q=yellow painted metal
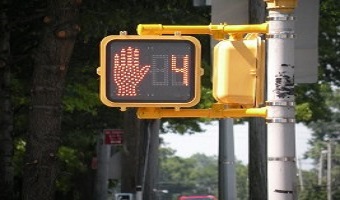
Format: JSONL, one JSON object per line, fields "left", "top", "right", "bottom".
{"left": 212, "top": 36, "right": 265, "bottom": 108}
{"left": 264, "top": 0, "right": 297, "bottom": 12}
{"left": 137, "top": 23, "right": 268, "bottom": 40}
{"left": 131, "top": 22, "right": 268, "bottom": 117}
{"left": 256, "top": 38, "right": 266, "bottom": 107}
{"left": 137, "top": 105, "right": 267, "bottom": 119}
{"left": 97, "top": 35, "right": 203, "bottom": 111}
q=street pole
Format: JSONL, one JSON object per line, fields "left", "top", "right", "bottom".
{"left": 94, "top": 133, "right": 110, "bottom": 200}
{"left": 318, "top": 150, "right": 327, "bottom": 186}
{"left": 327, "top": 141, "right": 332, "bottom": 200}
{"left": 218, "top": 118, "right": 236, "bottom": 200}
{"left": 297, "top": 158, "right": 304, "bottom": 191}
{"left": 248, "top": 1, "right": 267, "bottom": 199}
{"left": 264, "top": 1, "right": 297, "bottom": 199}
{"left": 143, "top": 119, "right": 160, "bottom": 200}
{"left": 325, "top": 138, "right": 340, "bottom": 200}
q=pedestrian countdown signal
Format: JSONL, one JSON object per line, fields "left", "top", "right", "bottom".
{"left": 97, "top": 35, "right": 202, "bottom": 109}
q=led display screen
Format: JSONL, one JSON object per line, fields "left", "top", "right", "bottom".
{"left": 106, "top": 39, "right": 197, "bottom": 103}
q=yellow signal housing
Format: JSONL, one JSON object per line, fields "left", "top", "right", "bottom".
{"left": 212, "top": 35, "right": 265, "bottom": 108}
{"left": 97, "top": 35, "right": 202, "bottom": 111}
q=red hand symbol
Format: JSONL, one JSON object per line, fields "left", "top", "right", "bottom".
{"left": 113, "top": 47, "right": 151, "bottom": 96}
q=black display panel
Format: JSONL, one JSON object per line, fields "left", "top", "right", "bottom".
{"left": 106, "top": 39, "right": 196, "bottom": 103}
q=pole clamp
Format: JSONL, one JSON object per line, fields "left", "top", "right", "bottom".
{"left": 267, "top": 16, "right": 296, "bottom": 21}
{"left": 268, "top": 156, "right": 296, "bottom": 162}
{"left": 266, "top": 101, "right": 295, "bottom": 107}
{"left": 222, "top": 161, "right": 235, "bottom": 165}
{"left": 266, "top": 32, "right": 296, "bottom": 39}
{"left": 266, "top": 118, "right": 295, "bottom": 123}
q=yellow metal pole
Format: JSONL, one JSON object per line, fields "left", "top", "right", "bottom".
{"left": 137, "top": 107, "right": 267, "bottom": 119}
{"left": 137, "top": 23, "right": 268, "bottom": 39}
{"left": 264, "top": 0, "right": 297, "bottom": 13}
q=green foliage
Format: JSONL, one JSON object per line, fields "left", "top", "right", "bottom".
{"left": 159, "top": 147, "right": 249, "bottom": 199}
{"left": 298, "top": 170, "right": 327, "bottom": 200}
{"left": 53, "top": 1, "right": 213, "bottom": 197}
{"left": 235, "top": 161, "right": 249, "bottom": 200}
{"left": 299, "top": 164, "right": 340, "bottom": 200}
{"left": 305, "top": 88, "right": 340, "bottom": 156}
{"left": 295, "top": 0, "right": 339, "bottom": 124}
{"left": 12, "top": 139, "right": 26, "bottom": 178}
{"left": 55, "top": 130, "right": 98, "bottom": 199}
{"left": 296, "top": 103, "right": 313, "bottom": 122}
{"left": 58, "top": 146, "right": 87, "bottom": 172}
{"left": 7, "top": 0, "right": 338, "bottom": 198}
{"left": 63, "top": 83, "right": 101, "bottom": 115}
{"left": 159, "top": 152, "right": 217, "bottom": 197}
{"left": 187, "top": 154, "right": 218, "bottom": 195}
{"left": 57, "top": 146, "right": 87, "bottom": 193}
{"left": 303, "top": 87, "right": 340, "bottom": 198}
{"left": 318, "top": 0, "right": 340, "bottom": 86}
{"left": 295, "top": 83, "right": 332, "bottom": 124}
{"left": 302, "top": 0, "right": 340, "bottom": 162}
{"left": 70, "top": 0, "right": 213, "bottom": 136}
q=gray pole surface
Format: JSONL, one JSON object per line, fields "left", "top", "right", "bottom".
{"left": 218, "top": 118, "right": 236, "bottom": 200}
{"left": 95, "top": 134, "right": 110, "bottom": 200}
{"left": 265, "top": 1, "right": 297, "bottom": 200}
{"left": 327, "top": 142, "right": 332, "bottom": 200}
{"left": 297, "top": 158, "right": 304, "bottom": 191}
{"left": 318, "top": 150, "right": 327, "bottom": 186}
{"left": 143, "top": 119, "right": 160, "bottom": 200}
{"left": 318, "top": 152, "right": 323, "bottom": 186}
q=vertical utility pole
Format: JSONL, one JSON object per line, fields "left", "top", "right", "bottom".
{"left": 325, "top": 138, "right": 339, "bottom": 200}
{"left": 94, "top": 133, "right": 110, "bottom": 200}
{"left": 122, "top": 109, "right": 141, "bottom": 194}
{"left": 248, "top": 0, "right": 267, "bottom": 199}
{"left": 318, "top": 150, "right": 327, "bottom": 186}
{"left": 297, "top": 158, "right": 304, "bottom": 191}
{"left": 264, "top": 0, "right": 297, "bottom": 199}
{"left": 218, "top": 118, "right": 236, "bottom": 200}
{"left": 327, "top": 141, "right": 332, "bottom": 200}
{"left": 143, "top": 119, "right": 160, "bottom": 200}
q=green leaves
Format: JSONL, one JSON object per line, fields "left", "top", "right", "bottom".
{"left": 318, "top": 0, "right": 340, "bottom": 86}
{"left": 56, "top": 146, "right": 88, "bottom": 196}
{"left": 296, "top": 103, "right": 314, "bottom": 122}
{"left": 63, "top": 83, "right": 100, "bottom": 115}
{"left": 295, "top": 83, "right": 332, "bottom": 124}
{"left": 58, "top": 146, "right": 87, "bottom": 172}
{"left": 159, "top": 147, "right": 250, "bottom": 199}
{"left": 159, "top": 152, "right": 218, "bottom": 196}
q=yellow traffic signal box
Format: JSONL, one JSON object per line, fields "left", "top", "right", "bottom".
{"left": 212, "top": 36, "right": 265, "bottom": 108}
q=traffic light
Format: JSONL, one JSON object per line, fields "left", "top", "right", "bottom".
{"left": 97, "top": 35, "right": 202, "bottom": 109}
{"left": 212, "top": 36, "right": 265, "bottom": 108}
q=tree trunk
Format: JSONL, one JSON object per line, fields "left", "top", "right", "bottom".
{"left": 143, "top": 119, "right": 160, "bottom": 200}
{"left": 122, "top": 110, "right": 160, "bottom": 200}
{"left": 122, "top": 109, "right": 142, "bottom": 193}
{"left": 0, "top": 0, "right": 14, "bottom": 199}
{"left": 248, "top": 0, "right": 267, "bottom": 200}
{"left": 248, "top": 118, "right": 267, "bottom": 200}
{"left": 22, "top": 1, "right": 79, "bottom": 200}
